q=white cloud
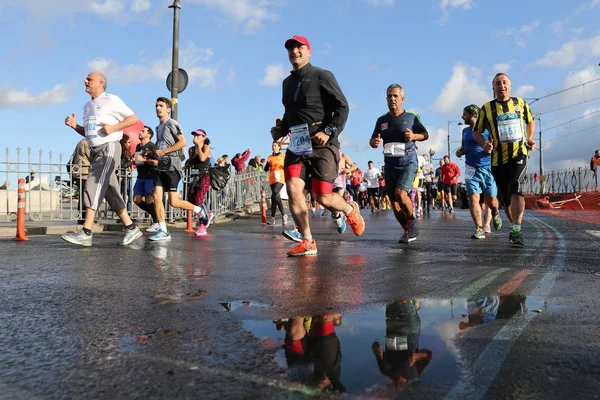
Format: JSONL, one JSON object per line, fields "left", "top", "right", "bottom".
{"left": 259, "top": 64, "right": 287, "bottom": 87}
{"left": 367, "top": 64, "right": 379, "bottom": 72}
{"left": 88, "top": 42, "right": 220, "bottom": 87}
{"left": 13, "top": 0, "right": 156, "bottom": 19}
{"left": 0, "top": 84, "right": 71, "bottom": 108}
{"left": 492, "top": 61, "right": 514, "bottom": 73}
{"left": 514, "top": 84, "right": 537, "bottom": 98}
{"left": 550, "top": 0, "right": 600, "bottom": 35}
{"left": 432, "top": 63, "right": 489, "bottom": 115}
{"left": 535, "top": 33, "right": 600, "bottom": 68}
{"left": 364, "top": 0, "right": 395, "bottom": 6}
{"left": 493, "top": 19, "right": 540, "bottom": 48}
{"left": 440, "top": 0, "right": 475, "bottom": 9}
{"left": 131, "top": 0, "right": 150, "bottom": 12}
{"left": 189, "top": 0, "right": 282, "bottom": 34}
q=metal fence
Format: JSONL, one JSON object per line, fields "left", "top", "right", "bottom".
{"left": 0, "top": 147, "right": 268, "bottom": 222}
{"left": 523, "top": 166, "right": 598, "bottom": 195}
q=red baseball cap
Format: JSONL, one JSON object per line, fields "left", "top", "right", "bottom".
{"left": 284, "top": 35, "right": 311, "bottom": 50}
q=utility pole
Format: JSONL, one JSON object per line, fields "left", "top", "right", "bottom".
{"left": 447, "top": 120, "right": 462, "bottom": 160}
{"left": 169, "top": 0, "right": 181, "bottom": 120}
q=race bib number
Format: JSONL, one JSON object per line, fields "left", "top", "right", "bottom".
{"left": 385, "top": 336, "right": 408, "bottom": 351}
{"left": 383, "top": 142, "right": 405, "bottom": 157}
{"left": 84, "top": 116, "right": 98, "bottom": 139}
{"left": 497, "top": 112, "right": 523, "bottom": 143}
{"left": 134, "top": 151, "right": 144, "bottom": 167}
{"left": 464, "top": 165, "right": 476, "bottom": 181}
{"left": 288, "top": 124, "right": 312, "bottom": 155}
{"left": 274, "top": 170, "right": 281, "bottom": 182}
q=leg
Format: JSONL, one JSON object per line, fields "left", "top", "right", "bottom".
{"left": 271, "top": 182, "right": 285, "bottom": 218}
{"left": 287, "top": 177, "right": 310, "bottom": 238}
{"left": 468, "top": 193, "right": 482, "bottom": 227}
{"left": 511, "top": 194, "right": 526, "bottom": 225}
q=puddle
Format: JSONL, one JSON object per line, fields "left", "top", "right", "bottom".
{"left": 243, "top": 296, "right": 556, "bottom": 395}
{"left": 218, "top": 300, "right": 271, "bottom": 312}
{"left": 117, "top": 328, "right": 185, "bottom": 353}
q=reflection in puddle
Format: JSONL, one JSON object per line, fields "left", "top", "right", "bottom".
{"left": 243, "top": 296, "right": 551, "bottom": 396}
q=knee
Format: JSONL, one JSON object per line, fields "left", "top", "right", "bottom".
{"left": 315, "top": 193, "right": 332, "bottom": 208}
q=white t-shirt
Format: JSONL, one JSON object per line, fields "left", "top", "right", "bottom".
{"left": 83, "top": 93, "right": 134, "bottom": 148}
{"left": 364, "top": 167, "right": 381, "bottom": 189}
{"left": 417, "top": 155, "right": 426, "bottom": 179}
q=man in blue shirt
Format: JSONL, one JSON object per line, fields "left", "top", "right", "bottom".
{"left": 370, "top": 84, "right": 429, "bottom": 243}
{"left": 455, "top": 104, "right": 502, "bottom": 239}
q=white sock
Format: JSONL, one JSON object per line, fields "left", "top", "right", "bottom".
{"left": 513, "top": 224, "right": 521, "bottom": 231}
{"left": 305, "top": 235, "right": 313, "bottom": 241}
{"left": 159, "top": 222, "right": 167, "bottom": 232}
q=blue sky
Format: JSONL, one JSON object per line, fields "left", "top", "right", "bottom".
{"left": 1, "top": 0, "right": 599, "bottom": 174}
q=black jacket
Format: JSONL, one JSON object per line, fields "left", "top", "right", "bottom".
{"left": 280, "top": 63, "right": 349, "bottom": 148}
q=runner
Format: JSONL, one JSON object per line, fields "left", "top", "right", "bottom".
{"left": 370, "top": 84, "right": 429, "bottom": 243}
{"left": 182, "top": 129, "right": 212, "bottom": 236}
{"left": 364, "top": 161, "right": 382, "bottom": 212}
{"left": 132, "top": 126, "right": 159, "bottom": 233}
{"left": 62, "top": 71, "right": 143, "bottom": 247}
{"left": 350, "top": 166, "right": 363, "bottom": 206}
{"left": 271, "top": 34, "right": 365, "bottom": 257}
{"left": 421, "top": 153, "right": 434, "bottom": 213}
{"left": 441, "top": 155, "right": 460, "bottom": 213}
{"left": 455, "top": 104, "right": 502, "bottom": 239}
{"left": 331, "top": 149, "right": 357, "bottom": 233}
{"left": 264, "top": 141, "right": 288, "bottom": 226}
{"left": 473, "top": 73, "right": 536, "bottom": 247}
{"left": 434, "top": 159, "right": 445, "bottom": 210}
{"left": 148, "top": 98, "right": 213, "bottom": 241}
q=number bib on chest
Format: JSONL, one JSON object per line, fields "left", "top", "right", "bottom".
{"left": 385, "top": 335, "right": 408, "bottom": 351}
{"left": 464, "top": 165, "right": 476, "bottom": 181}
{"left": 288, "top": 124, "right": 313, "bottom": 155}
{"left": 383, "top": 142, "right": 405, "bottom": 157}
{"left": 497, "top": 112, "right": 523, "bottom": 143}
{"left": 84, "top": 116, "right": 99, "bottom": 139}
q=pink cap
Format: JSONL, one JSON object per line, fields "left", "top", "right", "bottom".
{"left": 284, "top": 35, "right": 311, "bottom": 50}
{"left": 191, "top": 129, "right": 206, "bottom": 136}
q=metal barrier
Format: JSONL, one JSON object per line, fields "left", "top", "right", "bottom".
{"left": 0, "top": 147, "right": 269, "bottom": 222}
{"left": 523, "top": 166, "right": 598, "bottom": 195}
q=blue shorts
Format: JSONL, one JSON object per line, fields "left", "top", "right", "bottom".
{"left": 465, "top": 165, "right": 497, "bottom": 197}
{"left": 385, "top": 168, "right": 417, "bottom": 199}
{"left": 133, "top": 178, "right": 155, "bottom": 196}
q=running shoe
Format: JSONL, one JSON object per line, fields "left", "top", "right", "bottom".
{"left": 399, "top": 231, "right": 409, "bottom": 243}
{"left": 472, "top": 227, "right": 485, "bottom": 239}
{"left": 287, "top": 238, "right": 317, "bottom": 257}
{"left": 346, "top": 201, "right": 365, "bottom": 236}
{"left": 483, "top": 224, "right": 492, "bottom": 234}
{"left": 333, "top": 213, "right": 346, "bottom": 234}
{"left": 146, "top": 223, "right": 160, "bottom": 233}
{"left": 269, "top": 217, "right": 276, "bottom": 225}
{"left": 121, "top": 226, "right": 143, "bottom": 246}
{"left": 62, "top": 230, "right": 92, "bottom": 247}
{"left": 149, "top": 229, "right": 171, "bottom": 242}
{"left": 448, "top": 207, "right": 454, "bottom": 213}
{"left": 321, "top": 210, "right": 328, "bottom": 217}
{"left": 510, "top": 229, "right": 524, "bottom": 247}
{"left": 407, "top": 218, "right": 418, "bottom": 242}
{"left": 195, "top": 224, "right": 207, "bottom": 236}
{"left": 203, "top": 212, "right": 215, "bottom": 228}
{"left": 493, "top": 214, "right": 503, "bottom": 230}
{"left": 282, "top": 229, "right": 303, "bottom": 243}
{"left": 282, "top": 214, "right": 288, "bottom": 225}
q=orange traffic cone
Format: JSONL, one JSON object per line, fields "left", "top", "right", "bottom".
{"left": 261, "top": 189, "right": 267, "bottom": 225}
{"left": 14, "top": 178, "right": 29, "bottom": 241}
{"left": 185, "top": 210, "right": 195, "bottom": 232}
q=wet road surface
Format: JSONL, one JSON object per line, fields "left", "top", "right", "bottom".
{"left": 1, "top": 208, "right": 599, "bottom": 399}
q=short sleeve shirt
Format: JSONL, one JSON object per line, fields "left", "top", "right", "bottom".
{"left": 372, "top": 111, "right": 426, "bottom": 169}
{"left": 83, "top": 93, "right": 134, "bottom": 148}
{"left": 462, "top": 125, "right": 491, "bottom": 168}
{"left": 156, "top": 118, "right": 184, "bottom": 171}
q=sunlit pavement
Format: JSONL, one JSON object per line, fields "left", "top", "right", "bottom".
{"left": 1, "top": 208, "right": 599, "bottom": 399}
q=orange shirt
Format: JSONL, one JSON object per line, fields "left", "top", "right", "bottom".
{"left": 268, "top": 153, "right": 285, "bottom": 185}
{"left": 591, "top": 156, "right": 600, "bottom": 171}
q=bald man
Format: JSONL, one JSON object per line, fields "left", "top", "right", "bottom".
{"left": 62, "top": 72, "right": 143, "bottom": 247}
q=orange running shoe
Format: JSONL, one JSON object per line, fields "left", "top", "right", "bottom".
{"left": 287, "top": 238, "right": 318, "bottom": 257}
{"left": 346, "top": 201, "right": 365, "bottom": 236}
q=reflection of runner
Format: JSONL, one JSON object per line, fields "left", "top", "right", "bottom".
{"left": 372, "top": 300, "right": 432, "bottom": 390}
{"left": 459, "top": 296, "right": 526, "bottom": 330}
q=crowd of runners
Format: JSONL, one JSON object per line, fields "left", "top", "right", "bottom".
{"left": 61, "top": 34, "right": 536, "bottom": 255}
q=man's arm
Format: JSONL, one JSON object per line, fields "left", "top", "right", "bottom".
{"left": 240, "top": 150, "right": 251, "bottom": 163}
{"left": 526, "top": 119, "right": 536, "bottom": 151}
{"left": 319, "top": 70, "right": 349, "bottom": 139}
{"left": 100, "top": 114, "right": 138, "bottom": 135}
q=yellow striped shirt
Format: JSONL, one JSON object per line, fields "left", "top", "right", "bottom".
{"left": 474, "top": 97, "right": 533, "bottom": 166}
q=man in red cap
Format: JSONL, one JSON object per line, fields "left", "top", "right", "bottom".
{"left": 271, "top": 35, "right": 365, "bottom": 257}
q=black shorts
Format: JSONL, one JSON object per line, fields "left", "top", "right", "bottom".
{"left": 444, "top": 184, "right": 458, "bottom": 196}
{"left": 284, "top": 145, "right": 339, "bottom": 195}
{"left": 154, "top": 170, "right": 182, "bottom": 192}
{"left": 491, "top": 155, "right": 527, "bottom": 207}
{"left": 367, "top": 187, "right": 379, "bottom": 198}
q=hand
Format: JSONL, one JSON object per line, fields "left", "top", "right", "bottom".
{"left": 527, "top": 139, "right": 536, "bottom": 151}
{"left": 483, "top": 141, "right": 494, "bottom": 153}
{"left": 98, "top": 122, "right": 115, "bottom": 135}
{"left": 133, "top": 154, "right": 146, "bottom": 162}
{"left": 455, "top": 148, "right": 463, "bottom": 158}
{"left": 271, "top": 126, "right": 283, "bottom": 141}
{"left": 65, "top": 113, "right": 77, "bottom": 129}
{"left": 193, "top": 135, "right": 205, "bottom": 147}
{"left": 371, "top": 133, "right": 382, "bottom": 148}
{"left": 404, "top": 128, "right": 414, "bottom": 142}
{"left": 312, "top": 131, "right": 330, "bottom": 146}
{"left": 155, "top": 149, "right": 166, "bottom": 157}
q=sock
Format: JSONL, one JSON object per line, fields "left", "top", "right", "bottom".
{"left": 305, "top": 235, "right": 313, "bottom": 241}
{"left": 513, "top": 224, "right": 521, "bottom": 231}
{"left": 333, "top": 212, "right": 340, "bottom": 219}
{"left": 159, "top": 222, "right": 167, "bottom": 232}
{"left": 146, "top": 202, "right": 158, "bottom": 223}
{"left": 82, "top": 227, "right": 92, "bottom": 235}
{"left": 125, "top": 223, "right": 136, "bottom": 231}
{"left": 193, "top": 205, "right": 206, "bottom": 218}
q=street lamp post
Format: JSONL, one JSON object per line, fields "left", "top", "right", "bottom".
{"left": 447, "top": 120, "right": 462, "bottom": 160}
{"left": 169, "top": 0, "right": 181, "bottom": 120}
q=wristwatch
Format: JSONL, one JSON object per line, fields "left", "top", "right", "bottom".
{"left": 323, "top": 126, "right": 337, "bottom": 136}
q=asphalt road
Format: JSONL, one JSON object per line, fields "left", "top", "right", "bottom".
{"left": 1, "top": 208, "right": 599, "bottom": 399}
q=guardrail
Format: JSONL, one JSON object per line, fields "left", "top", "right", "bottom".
{"left": 523, "top": 166, "right": 598, "bottom": 195}
{"left": 0, "top": 147, "right": 268, "bottom": 222}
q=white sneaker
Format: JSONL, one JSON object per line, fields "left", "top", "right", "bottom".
{"left": 146, "top": 223, "right": 160, "bottom": 233}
